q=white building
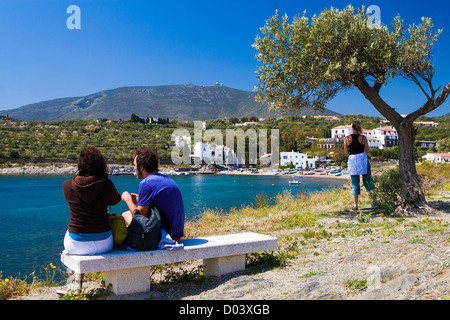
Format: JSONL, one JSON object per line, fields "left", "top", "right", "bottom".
{"left": 331, "top": 125, "right": 353, "bottom": 142}
{"left": 223, "top": 146, "right": 239, "bottom": 166}
{"left": 280, "top": 151, "right": 318, "bottom": 169}
{"left": 371, "top": 126, "right": 398, "bottom": 148}
{"left": 414, "top": 121, "right": 439, "bottom": 127}
{"left": 330, "top": 125, "right": 398, "bottom": 149}
{"left": 173, "top": 135, "right": 191, "bottom": 149}
{"left": 422, "top": 152, "right": 450, "bottom": 163}
{"left": 193, "top": 142, "right": 239, "bottom": 165}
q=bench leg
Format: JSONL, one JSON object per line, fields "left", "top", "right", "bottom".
{"left": 105, "top": 266, "right": 150, "bottom": 295}
{"left": 203, "top": 254, "right": 246, "bottom": 277}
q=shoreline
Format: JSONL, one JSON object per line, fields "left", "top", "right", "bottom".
{"left": 0, "top": 164, "right": 350, "bottom": 180}
{"left": 222, "top": 170, "right": 350, "bottom": 180}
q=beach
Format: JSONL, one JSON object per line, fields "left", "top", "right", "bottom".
{"left": 0, "top": 163, "right": 351, "bottom": 180}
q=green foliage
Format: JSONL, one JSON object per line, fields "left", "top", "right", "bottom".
{"left": 372, "top": 169, "right": 403, "bottom": 214}
{"left": 0, "top": 272, "right": 32, "bottom": 300}
{"left": 436, "top": 137, "right": 450, "bottom": 152}
{"left": 59, "top": 285, "right": 112, "bottom": 300}
{"left": 246, "top": 250, "right": 290, "bottom": 270}
{"left": 345, "top": 279, "right": 368, "bottom": 290}
{"left": 1, "top": 114, "right": 448, "bottom": 165}
{"left": 161, "top": 265, "right": 207, "bottom": 286}
{"left": 253, "top": 5, "right": 441, "bottom": 112}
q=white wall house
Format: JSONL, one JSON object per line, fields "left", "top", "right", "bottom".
{"left": 280, "top": 151, "right": 317, "bottom": 169}
{"left": 193, "top": 142, "right": 239, "bottom": 165}
{"left": 330, "top": 125, "right": 399, "bottom": 149}
{"left": 223, "top": 146, "right": 239, "bottom": 166}
{"left": 331, "top": 125, "right": 353, "bottom": 142}
{"left": 371, "top": 127, "right": 398, "bottom": 148}
{"left": 193, "top": 142, "right": 217, "bottom": 163}
{"left": 422, "top": 152, "right": 450, "bottom": 162}
{"left": 414, "top": 121, "right": 439, "bottom": 127}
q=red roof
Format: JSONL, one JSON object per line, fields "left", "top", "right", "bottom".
{"left": 428, "top": 153, "right": 450, "bottom": 157}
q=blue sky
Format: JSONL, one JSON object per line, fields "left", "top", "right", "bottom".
{"left": 0, "top": 0, "right": 449, "bottom": 117}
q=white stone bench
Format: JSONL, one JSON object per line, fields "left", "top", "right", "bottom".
{"left": 61, "top": 232, "right": 277, "bottom": 295}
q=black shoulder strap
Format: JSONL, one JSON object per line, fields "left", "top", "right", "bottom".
{"left": 151, "top": 207, "right": 172, "bottom": 237}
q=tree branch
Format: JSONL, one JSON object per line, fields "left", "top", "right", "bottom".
{"left": 410, "top": 74, "right": 431, "bottom": 100}
{"left": 353, "top": 72, "right": 403, "bottom": 125}
{"left": 435, "top": 82, "right": 450, "bottom": 106}
{"left": 407, "top": 82, "right": 450, "bottom": 122}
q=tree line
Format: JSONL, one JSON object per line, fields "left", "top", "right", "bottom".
{"left": 0, "top": 114, "right": 447, "bottom": 165}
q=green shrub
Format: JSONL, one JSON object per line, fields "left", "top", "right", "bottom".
{"left": 372, "top": 169, "right": 403, "bottom": 214}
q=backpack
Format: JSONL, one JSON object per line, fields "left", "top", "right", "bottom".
{"left": 125, "top": 207, "right": 162, "bottom": 251}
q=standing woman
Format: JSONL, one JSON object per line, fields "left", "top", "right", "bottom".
{"left": 344, "top": 121, "right": 376, "bottom": 210}
{"left": 61, "top": 147, "right": 121, "bottom": 291}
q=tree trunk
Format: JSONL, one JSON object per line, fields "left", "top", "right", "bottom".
{"left": 353, "top": 77, "right": 439, "bottom": 216}
{"left": 394, "top": 122, "right": 433, "bottom": 216}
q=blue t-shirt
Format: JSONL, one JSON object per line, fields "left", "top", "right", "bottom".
{"left": 138, "top": 173, "right": 185, "bottom": 239}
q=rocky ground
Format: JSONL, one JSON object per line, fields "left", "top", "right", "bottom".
{"left": 17, "top": 193, "right": 450, "bottom": 301}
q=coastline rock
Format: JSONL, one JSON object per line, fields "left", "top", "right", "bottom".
{"left": 0, "top": 164, "right": 77, "bottom": 175}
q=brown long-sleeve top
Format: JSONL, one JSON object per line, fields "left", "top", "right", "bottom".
{"left": 63, "top": 175, "right": 121, "bottom": 234}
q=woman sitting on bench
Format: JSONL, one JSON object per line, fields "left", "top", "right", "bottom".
{"left": 60, "top": 147, "right": 121, "bottom": 293}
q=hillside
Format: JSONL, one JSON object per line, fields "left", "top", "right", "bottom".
{"left": 4, "top": 85, "right": 340, "bottom": 121}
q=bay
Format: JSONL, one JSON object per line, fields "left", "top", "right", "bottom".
{"left": 0, "top": 174, "right": 346, "bottom": 280}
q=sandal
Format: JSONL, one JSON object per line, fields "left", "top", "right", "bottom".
{"left": 352, "top": 206, "right": 359, "bottom": 211}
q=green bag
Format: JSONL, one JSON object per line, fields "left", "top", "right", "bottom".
{"left": 108, "top": 214, "right": 128, "bottom": 247}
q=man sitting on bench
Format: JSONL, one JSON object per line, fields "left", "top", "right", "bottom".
{"left": 121, "top": 148, "right": 185, "bottom": 242}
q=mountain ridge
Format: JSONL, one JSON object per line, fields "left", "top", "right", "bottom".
{"left": 4, "top": 84, "right": 340, "bottom": 121}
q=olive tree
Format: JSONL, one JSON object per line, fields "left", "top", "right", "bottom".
{"left": 253, "top": 5, "right": 450, "bottom": 215}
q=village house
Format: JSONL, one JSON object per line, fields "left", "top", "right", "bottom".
{"left": 414, "top": 121, "right": 439, "bottom": 127}
{"left": 280, "top": 150, "right": 318, "bottom": 169}
{"left": 418, "top": 141, "right": 438, "bottom": 149}
{"left": 329, "top": 124, "right": 398, "bottom": 149}
{"left": 422, "top": 152, "right": 450, "bottom": 163}
{"left": 313, "top": 115, "right": 341, "bottom": 121}
{"left": 192, "top": 142, "right": 238, "bottom": 166}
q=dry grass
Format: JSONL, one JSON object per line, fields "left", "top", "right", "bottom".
{"left": 184, "top": 163, "right": 450, "bottom": 239}
{"left": 184, "top": 186, "right": 357, "bottom": 238}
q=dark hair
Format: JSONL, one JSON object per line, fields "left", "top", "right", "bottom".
{"left": 352, "top": 121, "right": 362, "bottom": 134}
{"left": 135, "top": 148, "right": 159, "bottom": 173}
{"left": 77, "top": 147, "right": 108, "bottom": 179}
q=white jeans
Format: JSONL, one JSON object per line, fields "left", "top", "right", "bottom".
{"left": 62, "top": 231, "right": 113, "bottom": 255}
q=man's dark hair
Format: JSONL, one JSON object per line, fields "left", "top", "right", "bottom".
{"left": 78, "top": 147, "right": 108, "bottom": 179}
{"left": 135, "top": 148, "right": 159, "bottom": 173}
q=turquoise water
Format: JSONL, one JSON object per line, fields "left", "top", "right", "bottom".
{"left": 0, "top": 174, "right": 345, "bottom": 280}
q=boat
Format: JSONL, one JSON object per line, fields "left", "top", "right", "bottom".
{"left": 288, "top": 180, "right": 301, "bottom": 184}
{"left": 333, "top": 173, "right": 342, "bottom": 176}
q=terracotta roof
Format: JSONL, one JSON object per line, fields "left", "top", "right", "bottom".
{"left": 428, "top": 153, "right": 450, "bottom": 157}
{"left": 332, "top": 125, "right": 352, "bottom": 129}
{"left": 374, "top": 128, "right": 397, "bottom": 132}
